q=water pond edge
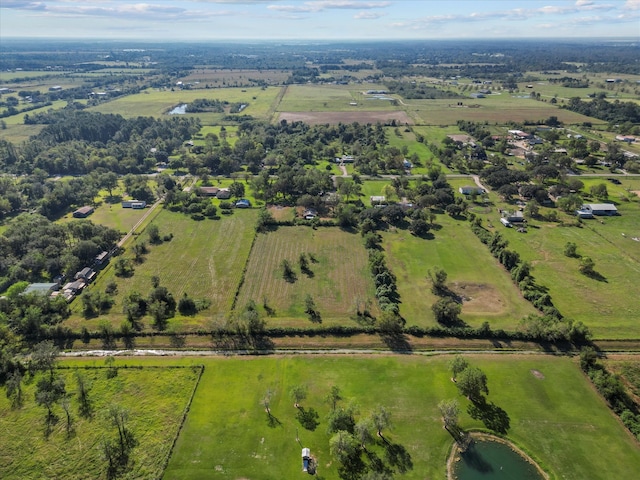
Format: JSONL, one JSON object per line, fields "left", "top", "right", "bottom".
{"left": 446, "top": 431, "right": 551, "bottom": 480}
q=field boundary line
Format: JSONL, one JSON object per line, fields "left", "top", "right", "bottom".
{"left": 230, "top": 223, "right": 259, "bottom": 312}
{"left": 267, "top": 85, "right": 287, "bottom": 123}
{"left": 159, "top": 364, "right": 205, "bottom": 478}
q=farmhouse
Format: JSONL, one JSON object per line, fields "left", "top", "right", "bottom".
{"left": 73, "top": 206, "right": 94, "bottom": 218}
{"left": 370, "top": 195, "right": 387, "bottom": 206}
{"left": 199, "top": 186, "right": 220, "bottom": 196}
{"left": 503, "top": 211, "right": 525, "bottom": 223}
{"left": 616, "top": 135, "right": 635, "bottom": 143}
{"left": 122, "top": 199, "right": 147, "bottom": 208}
{"left": 216, "top": 189, "right": 231, "bottom": 199}
{"left": 334, "top": 155, "right": 355, "bottom": 164}
{"left": 459, "top": 186, "right": 485, "bottom": 195}
{"left": 578, "top": 203, "right": 618, "bottom": 216}
{"left": 303, "top": 208, "right": 318, "bottom": 219}
{"left": 75, "top": 267, "right": 97, "bottom": 282}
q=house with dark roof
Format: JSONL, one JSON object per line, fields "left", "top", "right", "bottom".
{"left": 73, "top": 206, "right": 94, "bottom": 218}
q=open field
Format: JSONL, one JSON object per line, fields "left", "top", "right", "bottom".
{"left": 0, "top": 365, "right": 201, "bottom": 480}
{"left": 277, "top": 84, "right": 399, "bottom": 112}
{"left": 89, "top": 87, "right": 280, "bottom": 121}
{"left": 236, "top": 226, "right": 379, "bottom": 326}
{"left": 478, "top": 177, "right": 640, "bottom": 339}
{"left": 162, "top": 354, "right": 640, "bottom": 480}
{"left": 180, "top": 69, "right": 291, "bottom": 87}
{"left": 0, "top": 70, "right": 67, "bottom": 82}
{"left": 277, "top": 110, "right": 414, "bottom": 126}
{"left": 382, "top": 214, "right": 538, "bottom": 330}
{"left": 73, "top": 209, "right": 257, "bottom": 332}
{"left": 0, "top": 123, "right": 45, "bottom": 143}
{"left": 404, "top": 95, "right": 604, "bottom": 125}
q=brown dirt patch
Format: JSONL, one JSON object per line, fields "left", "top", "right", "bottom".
{"left": 450, "top": 282, "right": 506, "bottom": 314}
{"left": 531, "top": 369, "right": 545, "bottom": 379}
{"left": 277, "top": 110, "right": 413, "bottom": 125}
{"left": 631, "top": 190, "right": 640, "bottom": 197}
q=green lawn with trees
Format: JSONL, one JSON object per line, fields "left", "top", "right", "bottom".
{"left": 163, "top": 354, "right": 640, "bottom": 480}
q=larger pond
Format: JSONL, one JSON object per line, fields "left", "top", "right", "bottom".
{"left": 452, "top": 439, "right": 545, "bottom": 480}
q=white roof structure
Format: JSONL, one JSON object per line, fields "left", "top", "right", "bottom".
{"left": 302, "top": 448, "right": 310, "bottom": 458}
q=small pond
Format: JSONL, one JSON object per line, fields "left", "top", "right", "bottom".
{"left": 452, "top": 439, "right": 545, "bottom": 480}
{"left": 168, "top": 104, "right": 187, "bottom": 115}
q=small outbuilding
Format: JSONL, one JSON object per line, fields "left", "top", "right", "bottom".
{"left": 578, "top": 203, "right": 618, "bottom": 216}
{"left": 459, "top": 186, "right": 485, "bottom": 195}
{"left": 216, "top": 189, "right": 231, "bottom": 199}
{"left": 73, "top": 206, "right": 94, "bottom": 218}
{"left": 235, "top": 199, "right": 251, "bottom": 208}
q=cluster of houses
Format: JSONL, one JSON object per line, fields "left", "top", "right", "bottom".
{"left": 23, "top": 250, "right": 112, "bottom": 302}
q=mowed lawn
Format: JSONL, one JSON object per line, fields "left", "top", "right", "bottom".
{"left": 236, "top": 226, "right": 379, "bottom": 326}
{"left": 383, "top": 215, "right": 538, "bottom": 330}
{"left": 80, "top": 209, "right": 257, "bottom": 331}
{"left": 0, "top": 365, "right": 201, "bottom": 480}
{"left": 164, "top": 355, "right": 640, "bottom": 480}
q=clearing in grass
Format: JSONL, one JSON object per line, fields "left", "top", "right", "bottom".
{"left": 236, "top": 226, "right": 379, "bottom": 326}
{"left": 383, "top": 214, "right": 538, "bottom": 330}
{"left": 164, "top": 354, "right": 640, "bottom": 480}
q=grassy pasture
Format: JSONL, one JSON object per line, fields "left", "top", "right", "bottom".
{"left": 0, "top": 99, "right": 71, "bottom": 126}
{"left": 77, "top": 209, "right": 257, "bottom": 332}
{"left": 0, "top": 123, "right": 45, "bottom": 143}
{"left": 382, "top": 214, "right": 538, "bottom": 330}
{"left": 236, "top": 226, "right": 379, "bottom": 326}
{"left": 0, "top": 365, "right": 201, "bottom": 480}
{"left": 404, "top": 95, "right": 603, "bottom": 125}
{"left": 0, "top": 70, "right": 67, "bottom": 82}
{"left": 180, "top": 69, "right": 290, "bottom": 87}
{"left": 164, "top": 354, "right": 640, "bottom": 480}
{"left": 479, "top": 190, "right": 640, "bottom": 339}
{"left": 89, "top": 87, "right": 280, "bottom": 121}
{"left": 277, "top": 84, "right": 398, "bottom": 112}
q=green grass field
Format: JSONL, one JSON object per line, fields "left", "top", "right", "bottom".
{"left": 163, "top": 354, "right": 640, "bottom": 480}
{"left": 404, "top": 95, "right": 604, "bottom": 125}
{"left": 236, "top": 226, "right": 379, "bottom": 326}
{"left": 74, "top": 209, "right": 257, "bottom": 332}
{"left": 89, "top": 87, "right": 280, "bottom": 121}
{"left": 0, "top": 365, "right": 201, "bottom": 480}
{"left": 277, "top": 84, "right": 398, "bottom": 112}
{"left": 476, "top": 177, "right": 640, "bottom": 339}
{"left": 383, "top": 214, "right": 538, "bottom": 330}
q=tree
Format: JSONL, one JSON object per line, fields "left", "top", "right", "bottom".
{"left": 29, "top": 340, "right": 59, "bottom": 378}
{"left": 35, "top": 374, "right": 66, "bottom": 434}
{"left": 457, "top": 366, "right": 489, "bottom": 402}
{"left": 327, "top": 405, "right": 357, "bottom": 434}
{"left": 229, "top": 181, "right": 245, "bottom": 199}
{"left": 371, "top": 405, "right": 391, "bottom": 439}
{"left": 329, "top": 430, "right": 360, "bottom": 464}
{"left": 290, "top": 384, "right": 307, "bottom": 409}
{"left": 354, "top": 418, "right": 374, "bottom": 450}
{"left": 590, "top": 183, "right": 608, "bottom": 200}
{"left": 428, "top": 268, "right": 448, "bottom": 295}
{"left": 579, "top": 256, "right": 596, "bottom": 276}
{"left": 262, "top": 388, "right": 274, "bottom": 416}
{"left": 5, "top": 369, "right": 23, "bottom": 408}
{"left": 280, "top": 259, "right": 296, "bottom": 282}
{"left": 304, "top": 294, "right": 320, "bottom": 322}
{"left": 76, "top": 370, "right": 93, "bottom": 418}
{"left": 325, "top": 385, "right": 342, "bottom": 411}
{"left": 438, "top": 399, "right": 461, "bottom": 434}
{"left": 338, "top": 178, "right": 361, "bottom": 203}
{"left": 449, "top": 355, "right": 469, "bottom": 382}
{"left": 147, "top": 224, "right": 162, "bottom": 245}
{"left": 564, "top": 242, "right": 579, "bottom": 258}
{"left": 432, "top": 297, "right": 462, "bottom": 325}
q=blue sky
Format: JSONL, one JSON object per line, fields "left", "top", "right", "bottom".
{"left": 1, "top": 0, "right": 638, "bottom": 40}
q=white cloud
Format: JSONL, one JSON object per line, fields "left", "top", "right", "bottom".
{"left": 354, "top": 10, "right": 382, "bottom": 19}
{"left": 268, "top": 0, "right": 389, "bottom": 12}
{"left": 575, "top": 0, "right": 594, "bottom": 6}
{"left": 623, "top": 0, "right": 640, "bottom": 10}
